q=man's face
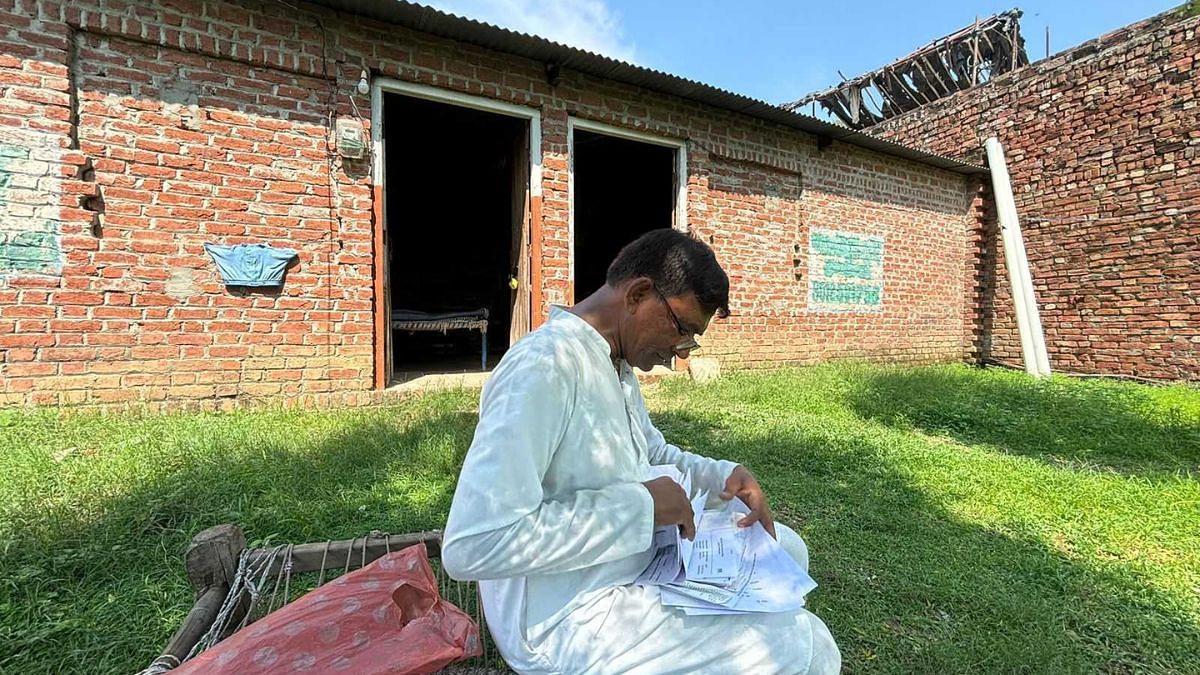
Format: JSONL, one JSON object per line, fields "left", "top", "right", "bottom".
{"left": 624, "top": 281, "right": 712, "bottom": 371}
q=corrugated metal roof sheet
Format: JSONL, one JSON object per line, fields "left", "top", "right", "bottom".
{"left": 309, "top": 0, "right": 987, "bottom": 175}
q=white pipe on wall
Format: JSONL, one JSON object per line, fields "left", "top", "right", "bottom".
{"left": 1012, "top": 211, "right": 1052, "bottom": 376}
{"left": 985, "top": 137, "right": 1051, "bottom": 377}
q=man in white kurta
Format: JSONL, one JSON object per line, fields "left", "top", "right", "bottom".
{"left": 443, "top": 230, "right": 840, "bottom": 674}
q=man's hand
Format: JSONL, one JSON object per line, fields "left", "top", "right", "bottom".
{"left": 719, "top": 465, "right": 776, "bottom": 539}
{"left": 642, "top": 476, "right": 696, "bottom": 541}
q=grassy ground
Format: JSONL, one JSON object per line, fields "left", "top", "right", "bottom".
{"left": 0, "top": 363, "right": 1197, "bottom": 673}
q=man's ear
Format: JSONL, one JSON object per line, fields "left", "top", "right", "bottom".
{"left": 622, "top": 277, "right": 654, "bottom": 314}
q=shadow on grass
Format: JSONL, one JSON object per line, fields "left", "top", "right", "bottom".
{"left": 0, "top": 404, "right": 479, "bottom": 675}
{"left": 5, "top": 376, "right": 1197, "bottom": 674}
{"left": 654, "top": 408, "right": 1200, "bottom": 674}
{"left": 842, "top": 365, "right": 1200, "bottom": 478}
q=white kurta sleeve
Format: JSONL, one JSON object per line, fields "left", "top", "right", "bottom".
{"left": 442, "top": 348, "right": 656, "bottom": 582}
{"left": 628, "top": 371, "right": 739, "bottom": 496}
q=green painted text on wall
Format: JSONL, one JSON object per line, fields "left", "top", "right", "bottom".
{"left": 808, "top": 228, "right": 884, "bottom": 311}
{"left": 0, "top": 142, "right": 60, "bottom": 274}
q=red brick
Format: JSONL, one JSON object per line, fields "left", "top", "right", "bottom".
{"left": 19, "top": 0, "right": 1184, "bottom": 410}
{"left": 4, "top": 362, "right": 58, "bottom": 377}
{"left": 51, "top": 291, "right": 104, "bottom": 305}
{"left": 873, "top": 7, "right": 1199, "bottom": 381}
{"left": 2, "top": 306, "right": 55, "bottom": 319}
{"left": 0, "top": 334, "right": 54, "bottom": 348}
{"left": 40, "top": 348, "right": 97, "bottom": 361}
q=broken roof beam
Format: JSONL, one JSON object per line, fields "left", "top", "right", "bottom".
{"left": 926, "top": 48, "right": 969, "bottom": 91}
{"left": 899, "top": 60, "right": 947, "bottom": 101}
{"left": 877, "top": 69, "right": 926, "bottom": 114}
{"left": 784, "top": 9, "right": 1029, "bottom": 129}
{"left": 826, "top": 85, "right": 883, "bottom": 127}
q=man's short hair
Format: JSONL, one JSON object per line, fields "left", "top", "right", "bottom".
{"left": 606, "top": 229, "right": 731, "bottom": 319}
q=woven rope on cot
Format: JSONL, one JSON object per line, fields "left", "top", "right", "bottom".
{"left": 132, "top": 545, "right": 285, "bottom": 675}
{"left": 136, "top": 655, "right": 179, "bottom": 675}
{"left": 193, "top": 544, "right": 287, "bottom": 661}
{"left": 149, "top": 538, "right": 497, "bottom": 672}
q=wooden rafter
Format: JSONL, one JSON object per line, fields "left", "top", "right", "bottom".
{"left": 785, "top": 10, "right": 1030, "bottom": 129}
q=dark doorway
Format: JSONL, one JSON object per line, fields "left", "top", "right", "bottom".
{"left": 382, "top": 93, "right": 529, "bottom": 377}
{"left": 572, "top": 129, "right": 676, "bottom": 300}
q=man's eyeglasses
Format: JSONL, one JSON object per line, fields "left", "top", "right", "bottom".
{"left": 654, "top": 286, "right": 700, "bottom": 353}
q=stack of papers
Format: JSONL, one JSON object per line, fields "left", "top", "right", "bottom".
{"left": 636, "top": 465, "right": 817, "bottom": 616}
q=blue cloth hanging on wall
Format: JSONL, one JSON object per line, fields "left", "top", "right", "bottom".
{"left": 204, "top": 243, "right": 298, "bottom": 287}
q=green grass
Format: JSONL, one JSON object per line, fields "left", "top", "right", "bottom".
{"left": 1, "top": 363, "right": 1197, "bottom": 674}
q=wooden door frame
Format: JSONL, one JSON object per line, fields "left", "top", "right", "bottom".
{"left": 370, "top": 79, "right": 543, "bottom": 390}
{"left": 565, "top": 118, "right": 688, "bottom": 303}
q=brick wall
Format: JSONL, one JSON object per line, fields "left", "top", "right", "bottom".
{"left": 872, "top": 8, "right": 1200, "bottom": 381}
{"left": 691, "top": 146, "right": 975, "bottom": 368}
{"left": 0, "top": 0, "right": 978, "bottom": 408}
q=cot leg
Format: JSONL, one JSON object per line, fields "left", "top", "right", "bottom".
{"left": 481, "top": 331, "right": 488, "bottom": 371}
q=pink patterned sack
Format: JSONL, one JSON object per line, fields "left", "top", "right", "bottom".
{"left": 176, "top": 544, "right": 482, "bottom": 674}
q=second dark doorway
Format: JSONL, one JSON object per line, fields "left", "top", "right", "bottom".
{"left": 572, "top": 129, "right": 676, "bottom": 300}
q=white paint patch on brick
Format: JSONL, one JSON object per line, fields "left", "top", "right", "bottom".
{"left": 165, "top": 267, "right": 198, "bottom": 300}
{"left": 0, "top": 128, "right": 63, "bottom": 281}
